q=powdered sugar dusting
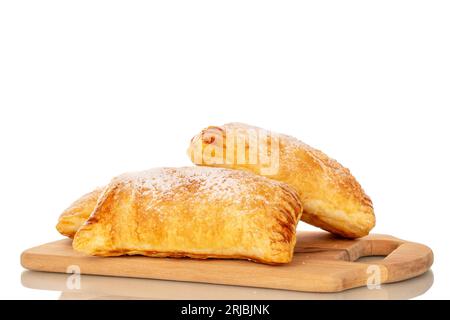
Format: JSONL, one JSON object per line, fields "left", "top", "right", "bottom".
{"left": 113, "top": 166, "right": 292, "bottom": 206}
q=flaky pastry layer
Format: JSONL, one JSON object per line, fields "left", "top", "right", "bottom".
{"left": 188, "top": 123, "right": 375, "bottom": 238}
{"left": 70, "top": 167, "right": 302, "bottom": 264}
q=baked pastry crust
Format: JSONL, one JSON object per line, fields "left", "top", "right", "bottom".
{"left": 188, "top": 123, "right": 375, "bottom": 238}
{"left": 56, "top": 187, "right": 104, "bottom": 238}
{"left": 72, "top": 167, "right": 302, "bottom": 264}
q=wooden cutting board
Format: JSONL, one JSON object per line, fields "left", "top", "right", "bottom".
{"left": 21, "top": 231, "right": 433, "bottom": 293}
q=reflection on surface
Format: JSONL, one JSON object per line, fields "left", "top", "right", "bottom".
{"left": 21, "top": 269, "right": 433, "bottom": 300}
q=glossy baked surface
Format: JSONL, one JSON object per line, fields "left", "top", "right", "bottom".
{"left": 188, "top": 123, "right": 375, "bottom": 238}
{"left": 69, "top": 167, "right": 302, "bottom": 264}
{"left": 56, "top": 188, "right": 103, "bottom": 238}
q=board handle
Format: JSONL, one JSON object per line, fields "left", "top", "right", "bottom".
{"left": 351, "top": 235, "right": 434, "bottom": 283}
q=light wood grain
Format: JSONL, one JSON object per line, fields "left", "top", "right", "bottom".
{"left": 21, "top": 231, "right": 433, "bottom": 292}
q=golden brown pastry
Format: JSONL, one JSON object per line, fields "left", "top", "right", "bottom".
{"left": 188, "top": 123, "right": 375, "bottom": 238}
{"left": 72, "top": 167, "right": 302, "bottom": 264}
{"left": 56, "top": 187, "right": 104, "bottom": 238}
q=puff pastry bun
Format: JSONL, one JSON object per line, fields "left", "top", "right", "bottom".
{"left": 56, "top": 188, "right": 103, "bottom": 238}
{"left": 70, "top": 167, "right": 302, "bottom": 264}
{"left": 188, "top": 123, "right": 375, "bottom": 238}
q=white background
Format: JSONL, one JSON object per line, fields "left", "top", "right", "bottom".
{"left": 1, "top": 1, "right": 449, "bottom": 299}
